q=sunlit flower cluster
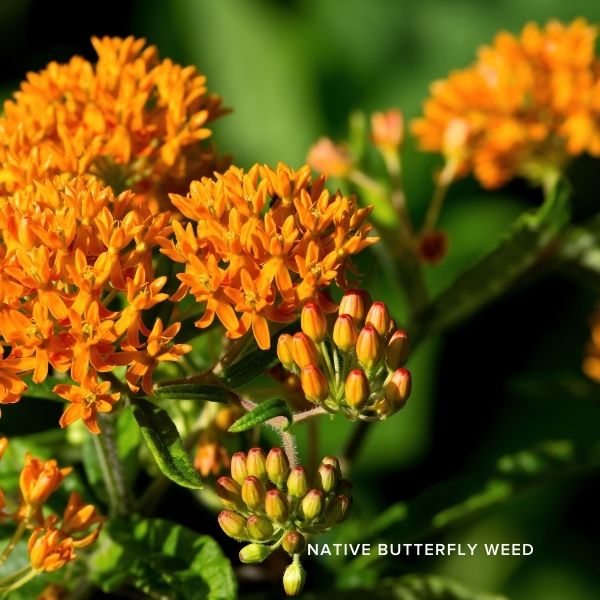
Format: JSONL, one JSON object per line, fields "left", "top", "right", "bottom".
{"left": 0, "top": 36, "right": 227, "bottom": 211}
{"left": 411, "top": 19, "right": 600, "bottom": 188}
{"left": 162, "top": 162, "right": 377, "bottom": 349}
{"left": 0, "top": 176, "right": 191, "bottom": 431}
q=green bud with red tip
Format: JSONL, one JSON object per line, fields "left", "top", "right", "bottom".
{"left": 216, "top": 476, "right": 244, "bottom": 511}
{"left": 283, "top": 560, "right": 306, "bottom": 596}
{"left": 356, "top": 324, "right": 382, "bottom": 370}
{"left": 316, "top": 464, "right": 337, "bottom": 494}
{"left": 287, "top": 467, "right": 309, "bottom": 498}
{"left": 266, "top": 447, "right": 290, "bottom": 486}
{"left": 321, "top": 456, "right": 342, "bottom": 479}
{"left": 282, "top": 531, "right": 306, "bottom": 555}
{"left": 301, "top": 302, "right": 327, "bottom": 343}
{"left": 344, "top": 369, "right": 369, "bottom": 409}
{"left": 277, "top": 334, "right": 295, "bottom": 370}
{"left": 339, "top": 289, "right": 371, "bottom": 324}
{"left": 242, "top": 476, "right": 266, "bottom": 510}
{"left": 365, "top": 301, "right": 390, "bottom": 337}
{"left": 301, "top": 489, "right": 324, "bottom": 520}
{"left": 325, "top": 494, "right": 352, "bottom": 524}
{"left": 385, "top": 368, "right": 412, "bottom": 410}
{"left": 246, "top": 448, "right": 267, "bottom": 482}
{"left": 239, "top": 543, "right": 272, "bottom": 564}
{"left": 386, "top": 329, "right": 410, "bottom": 370}
{"left": 230, "top": 452, "right": 248, "bottom": 486}
{"left": 265, "top": 489, "right": 289, "bottom": 522}
{"left": 218, "top": 510, "right": 247, "bottom": 539}
{"left": 247, "top": 514, "right": 274, "bottom": 541}
{"left": 300, "top": 364, "right": 329, "bottom": 403}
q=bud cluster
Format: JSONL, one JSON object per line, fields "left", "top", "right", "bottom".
{"left": 216, "top": 448, "right": 352, "bottom": 597}
{"left": 277, "top": 292, "right": 412, "bottom": 420}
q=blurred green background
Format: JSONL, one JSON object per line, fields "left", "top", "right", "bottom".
{"left": 1, "top": 1, "right": 600, "bottom": 598}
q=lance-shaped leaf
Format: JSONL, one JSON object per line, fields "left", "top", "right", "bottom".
{"left": 153, "top": 383, "right": 233, "bottom": 403}
{"left": 133, "top": 399, "right": 202, "bottom": 489}
{"left": 229, "top": 398, "right": 293, "bottom": 433}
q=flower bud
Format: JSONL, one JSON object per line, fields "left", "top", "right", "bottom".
{"left": 307, "top": 137, "right": 353, "bottom": 178}
{"left": 386, "top": 329, "right": 409, "bottom": 370}
{"left": 282, "top": 531, "right": 306, "bottom": 555}
{"left": 230, "top": 452, "right": 248, "bottom": 486}
{"left": 218, "top": 510, "right": 247, "bottom": 539}
{"left": 356, "top": 325, "right": 382, "bottom": 370}
{"left": 301, "top": 302, "right": 327, "bottom": 343}
{"left": 266, "top": 447, "right": 290, "bottom": 486}
{"left": 301, "top": 489, "right": 324, "bottom": 520}
{"left": 246, "top": 448, "right": 267, "bottom": 482}
{"left": 247, "top": 514, "right": 274, "bottom": 541}
{"left": 292, "top": 333, "right": 320, "bottom": 369}
{"left": 239, "top": 543, "right": 271, "bottom": 564}
{"left": 385, "top": 368, "right": 412, "bottom": 410}
{"left": 371, "top": 109, "right": 404, "bottom": 151}
{"left": 277, "top": 334, "right": 295, "bottom": 370}
{"left": 339, "top": 289, "right": 371, "bottom": 324}
{"left": 332, "top": 314, "right": 358, "bottom": 353}
{"left": 287, "top": 467, "right": 309, "bottom": 498}
{"left": 365, "top": 302, "right": 391, "bottom": 337}
{"left": 242, "top": 476, "right": 266, "bottom": 510}
{"left": 216, "top": 476, "right": 244, "bottom": 510}
{"left": 325, "top": 494, "right": 352, "bottom": 524}
{"left": 265, "top": 489, "right": 289, "bottom": 522}
{"left": 300, "top": 365, "right": 329, "bottom": 403}
{"left": 283, "top": 561, "right": 306, "bottom": 597}
{"left": 344, "top": 369, "right": 369, "bottom": 410}
{"left": 321, "top": 456, "right": 342, "bottom": 480}
{"left": 316, "top": 464, "right": 337, "bottom": 494}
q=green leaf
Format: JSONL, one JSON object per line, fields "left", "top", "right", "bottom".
{"left": 132, "top": 399, "right": 203, "bottom": 489}
{"left": 228, "top": 398, "right": 293, "bottom": 432}
{"left": 416, "top": 179, "right": 571, "bottom": 338}
{"left": 153, "top": 383, "right": 233, "bottom": 403}
{"left": 89, "top": 518, "right": 236, "bottom": 600}
{"left": 20, "top": 376, "right": 72, "bottom": 402}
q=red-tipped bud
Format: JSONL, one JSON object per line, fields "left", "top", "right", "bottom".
{"left": 316, "top": 464, "right": 337, "bottom": 494}
{"left": 385, "top": 368, "right": 412, "bottom": 410}
{"left": 371, "top": 109, "right": 404, "bottom": 151}
{"left": 301, "top": 489, "right": 324, "bottom": 520}
{"left": 218, "top": 510, "right": 247, "bottom": 539}
{"left": 307, "top": 137, "right": 353, "bottom": 178}
{"left": 386, "top": 329, "right": 410, "bottom": 370}
{"left": 344, "top": 369, "right": 370, "bottom": 410}
{"left": 325, "top": 494, "right": 352, "bottom": 524}
{"left": 246, "top": 448, "right": 267, "bottom": 482}
{"left": 287, "top": 467, "right": 309, "bottom": 498}
{"left": 239, "top": 543, "right": 271, "bottom": 564}
{"left": 365, "top": 301, "right": 391, "bottom": 337}
{"left": 339, "top": 289, "right": 371, "bottom": 324}
{"left": 241, "top": 476, "right": 266, "bottom": 510}
{"left": 301, "top": 303, "right": 327, "bottom": 343}
{"left": 332, "top": 314, "right": 358, "bottom": 353}
{"left": 282, "top": 531, "right": 306, "bottom": 555}
{"left": 265, "top": 489, "right": 289, "bottom": 522}
{"left": 266, "top": 448, "right": 290, "bottom": 486}
{"left": 356, "top": 325, "right": 382, "bottom": 370}
{"left": 247, "top": 514, "right": 274, "bottom": 541}
{"left": 321, "top": 456, "right": 342, "bottom": 480}
{"left": 283, "top": 561, "right": 306, "bottom": 596}
{"left": 292, "top": 333, "right": 320, "bottom": 369}
{"left": 300, "top": 365, "right": 329, "bottom": 403}
{"left": 230, "top": 452, "right": 248, "bottom": 486}
{"left": 277, "top": 334, "right": 295, "bottom": 370}
{"left": 216, "top": 477, "right": 244, "bottom": 510}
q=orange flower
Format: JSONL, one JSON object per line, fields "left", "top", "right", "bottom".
{"left": 411, "top": 19, "right": 599, "bottom": 188}
{"left": 60, "top": 492, "right": 104, "bottom": 548}
{"left": 19, "top": 454, "right": 72, "bottom": 510}
{"left": 28, "top": 528, "right": 76, "bottom": 573}
{"left": 194, "top": 430, "right": 231, "bottom": 477}
{"left": 0, "top": 354, "right": 35, "bottom": 405}
{"left": 165, "top": 162, "right": 377, "bottom": 349}
{"left": 54, "top": 374, "right": 121, "bottom": 434}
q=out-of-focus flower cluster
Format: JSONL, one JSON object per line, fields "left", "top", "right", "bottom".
{"left": 582, "top": 307, "right": 600, "bottom": 383}
{"left": 0, "top": 438, "right": 102, "bottom": 585}
{"left": 411, "top": 19, "right": 600, "bottom": 189}
{"left": 216, "top": 447, "right": 352, "bottom": 597}
{"left": 162, "top": 162, "right": 377, "bottom": 350}
{"left": 0, "top": 176, "right": 191, "bottom": 432}
{"left": 277, "top": 291, "right": 412, "bottom": 420}
{"left": 0, "top": 36, "right": 227, "bottom": 212}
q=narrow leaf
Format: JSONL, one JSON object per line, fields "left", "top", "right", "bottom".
{"left": 229, "top": 398, "right": 293, "bottom": 433}
{"left": 153, "top": 383, "right": 232, "bottom": 403}
{"left": 132, "top": 399, "right": 202, "bottom": 489}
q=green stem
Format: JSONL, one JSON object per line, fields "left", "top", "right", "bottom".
{"left": 0, "top": 519, "right": 28, "bottom": 567}
{"left": 422, "top": 162, "right": 454, "bottom": 233}
{"left": 0, "top": 564, "right": 31, "bottom": 587}
{"left": 0, "top": 568, "right": 37, "bottom": 596}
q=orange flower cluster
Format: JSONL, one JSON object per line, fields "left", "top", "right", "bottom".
{"left": 0, "top": 176, "right": 191, "bottom": 432}
{"left": 162, "top": 163, "right": 377, "bottom": 349}
{"left": 411, "top": 19, "right": 600, "bottom": 188}
{"left": 0, "top": 36, "right": 227, "bottom": 211}
{"left": 0, "top": 439, "right": 102, "bottom": 577}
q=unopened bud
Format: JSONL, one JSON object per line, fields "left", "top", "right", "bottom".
{"left": 321, "top": 456, "right": 342, "bottom": 480}
{"left": 365, "top": 301, "right": 391, "bottom": 337}
{"left": 316, "top": 464, "right": 337, "bottom": 494}
{"left": 344, "top": 369, "right": 369, "bottom": 410}
{"left": 371, "top": 109, "right": 404, "bottom": 150}
{"left": 216, "top": 476, "right": 244, "bottom": 510}
{"left": 239, "top": 543, "right": 271, "bottom": 564}
{"left": 332, "top": 314, "right": 358, "bottom": 353}
{"left": 265, "top": 489, "right": 289, "bottom": 522}
{"left": 339, "top": 290, "right": 371, "bottom": 324}
{"left": 300, "top": 365, "right": 329, "bottom": 403}
{"left": 283, "top": 561, "right": 306, "bottom": 597}
{"left": 356, "top": 325, "right": 382, "bottom": 370}
{"left": 218, "top": 510, "right": 247, "bottom": 539}
{"left": 242, "top": 476, "right": 266, "bottom": 510}
{"left": 301, "top": 489, "right": 324, "bottom": 520}
{"left": 386, "top": 329, "right": 409, "bottom": 370}
{"left": 230, "top": 452, "right": 248, "bottom": 486}
{"left": 325, "top": 494, "right": 352, "bottom": 524}
{"left": 277, "top": 334, "right": 295, "bottom": 370}
{"left": 266, "top": 447, "right": 290, "bottom": 486}
{"left": 301, "top": 303, "right": 327, "bottom": 343}
{"left": 247, "top": 514, "right": 274, "bottom": 541}
{"left": 292, "top": 333, "right": 320, "bottom": 369}
{"left": 282, "top": 531, "right": 306, "bottom": 555}
{"left": 385, "top": 368, "right": 412, "bottom": 410}
{"left": 307, "top": 137, "right": 353, "bottom": 178}
{"left": 246, "top": 448, "right": 267, "bottom": 482}
{"left": 287, "top": 467, "right": 309, "bottom": 498}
